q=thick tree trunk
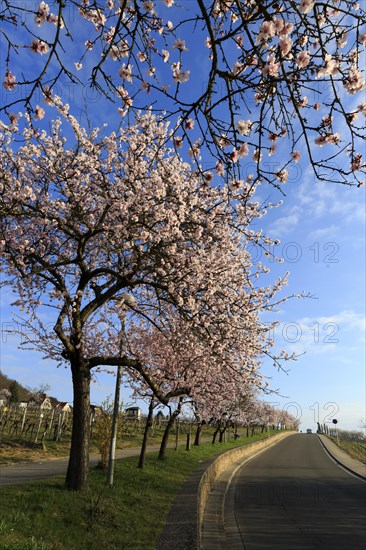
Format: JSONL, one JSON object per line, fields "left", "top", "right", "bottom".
{"left": 194, "top": 422, "right": 203, "bottom": 446}
{"left": 138, "top": 397, "right": 154, "bottom": 469}
{"left": 65, "top": 363, "right": 91, "bottom": 491}
{"left": 219, "top": 426, "right": 227, "bottom": 443}
{"left": 158, "top": 400, "right": 182, "bottom": 460}
{"left": 212, "top": 426, "right": 219, "bottom": 444}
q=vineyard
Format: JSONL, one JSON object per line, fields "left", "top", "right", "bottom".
{"left": 0, "top": 399, "right": 274, "bottom": 468}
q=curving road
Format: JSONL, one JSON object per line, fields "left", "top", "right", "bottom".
{"left": 224, "top": 434, "right": 366, "bottom": 550}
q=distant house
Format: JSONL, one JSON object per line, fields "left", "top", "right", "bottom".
{"left": 90, "top": 404, "right": 103, "bottom": 420}
{"left": 125, "top": 406, "right": 141, "bottom": 420}
{"left": 27, "top": 393, "right": 53, "bottom": 410}
{"left": 56, "top": 402, "right": 72, "bottom": 413}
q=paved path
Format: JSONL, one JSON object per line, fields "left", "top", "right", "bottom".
{"left": 203, "top": 433, "right": 366, "bottom": 550}
{"left": 0, "top": 443, "right": 172, "bottom": 486}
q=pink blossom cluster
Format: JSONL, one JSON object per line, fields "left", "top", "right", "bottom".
{"left": 1, "top": 0, "right": 365, "bottom": 185}
{"left": 0, "top": 102, "right": 292, "bottom": 411}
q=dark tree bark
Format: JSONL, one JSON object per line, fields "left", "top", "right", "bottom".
{"left": 194, "top": 422, "right": 203, "bottom": 446}
{"left": 212, "top": 425, "right": 220, "bottom": 444}
{"left": 138, "top": 396, "right": 155, "bottom": 469}
{"left": 65, "top": 362, "right": 91, "bottom": 491}
{"left": 158, "top": 398, "right": 182, "bottom": 460}
{"left": 186, "top": 430, "right": 191, "bottom": 451}
{"left": 219, "top": 426, "right": 227, "bottom": 443}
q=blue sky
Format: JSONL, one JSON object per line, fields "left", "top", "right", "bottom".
{"left": 256, "top": 170, "right": 365, "bottom": 433}
{"left": 0, "top": 2, "right": 365, "bottom": 433}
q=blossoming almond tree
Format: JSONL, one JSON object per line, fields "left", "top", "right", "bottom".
{"left": 1, "top": 1, "right": 365, "bottom": 185}
{"left": 121, "top": 292, "right": 300, "bottom": 453}
{"left": 0, "top": 101, "right": 295, "bottom": 490}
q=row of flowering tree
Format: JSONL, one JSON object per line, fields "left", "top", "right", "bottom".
{"left": 0, "top": 101, "right": 299, "bottom": 490}
{"left": 1, "top": 0, "right": 365, "bottom": 492}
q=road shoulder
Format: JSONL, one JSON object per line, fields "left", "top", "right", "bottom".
{"left": 317, "top": 434, "right": 366, "bottom": 480}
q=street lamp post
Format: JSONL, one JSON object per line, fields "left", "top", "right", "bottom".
{"left": 107, "top": 293, "right": 135, "bottom": 487}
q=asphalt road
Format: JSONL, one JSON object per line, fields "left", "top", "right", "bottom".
{"left": 224, "top": 433, "right": 366, "bottom": 550}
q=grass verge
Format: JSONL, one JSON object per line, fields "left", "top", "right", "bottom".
{"left": 328, "top": 436, "right": 366, "bottom": 464}
{"left": 0, "top": 430, "right": 277, "bottom": 549}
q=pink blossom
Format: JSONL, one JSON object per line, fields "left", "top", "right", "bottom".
{"left": 173, "top": 136, "right": 183, "bottom": 148}
{"left": 343, "top": 65, "right": 366, "bottom": 94}
{"left": 236, "top": 119, "right": 252, "bottom": 136}
{"left": 8, "top": 112, "right": 18, "bottom": 125}
{"left": 162, "top": 0, "right": 174, "bottom": 6}
{"left": 185, "top": 118, "right": 194, "bottom": 130}
{"left": 256, "top": 21, "right": 275, "bottom": 43}
{"left": 30, "top": 39, "right": 50, "bottom": 55}
{"left": 358, "top": 102, "right": 366, "bottom": 116}
{"left": 217, "top": 134, "right": 231, "bottom": 148}
{"left": 204, "top": 172, "right": 214, "bottom": 184}
{"left": 300, "top": 0, "right": 314, "bottom": 13}
{"left": 296, "top": 50, "right": 310, "bottom": 69}
{"left": 173, "top": 38, "right": 188, "bottom": 52}
{"left": 34, "top": 105, "right": 45, "bottom": 120}
{"left": 171, "top": 62, "right": 190, "bottom": 83}
{"left": 143, "top": 1, "right": 154, "bottom": 12}
{"left": 275, "top": 169, "right": 288, "bottom": 183}
{"left": 337, "top": 31, "right": 347, "bottom": 48}
{"left": 315, "top": 133, "right": 340, "bottom": 146}
{"left": 278, "top": 22, "right": 294, "bottom": 37}
{"left": 298, "top": 96, "right": 308, "bottom": 108}
{"left": 118, "top": 87, "right": 133, "bottom": 109}
{"left": 291, "top": 151, "right": 301, "bottom": 162}
{"left": 314, "top": 135, "right": 327, "bottom": 146}
{"left": 299, "top": 35, "right": 308, "bottom": 47}
{"left": 273, "top": 18, "right": 284, "bottom": 35}
{"left": 238, "top": 143, "right": 249, "bottom": 157}
{"left": 110, "top": 41, "right": 129, "bottom": 60}
{"left": 118, "top": 64, "right": 133, "bottom": 82}
{"left": 230, "top": 148, "right": 239, "bottom": 163}
{"left": 268, "top": 144, "right": 277, "bottom": 156}
{"left": 326, "top": 133, "right": 340, "bottom": 145}
{"left": 321, "top": 115, "right": 333, "bottom": 127}
{"left": 216, "top": 161, "right": 225, "bottom": 176}
{"left": 253, "top": 149, "right": 262, "bottom": 163}
{"left": 188, "top": 140, "right": 201, "bottom": 158}
{"left": 279, "top": 37, "right": 292, "bottom": 57}
{"left": 35, "top": 2, "right": 49, "bottom": 26}
{"left": 261, "top": 58, "right": 279, "bottom": 78}
{"left": 162, "top": 49, "right": 170, "bottom": 62}
{"left": 3, "top": 70, "right": 16, "bottom": 91}
{"left": 350, "top": 153, "right": 363, "bottom": 171}
{"left": 317, "top": 54, "right": 339, "bottom": 77}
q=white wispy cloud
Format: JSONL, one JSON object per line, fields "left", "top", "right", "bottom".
{"left": 273, "top": 310, "right": 365, "bottom": 356}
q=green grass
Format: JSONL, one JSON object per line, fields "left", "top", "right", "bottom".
{"left": 0, "top": 429, "right": 278, "bottom": 550}
{"left": 329, "top": 436, "right": 366, "bottom": 464}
